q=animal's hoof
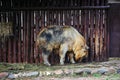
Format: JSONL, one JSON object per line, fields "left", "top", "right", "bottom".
{"left": 71, "top": 61, "right": 75, "bottom": 64}
{"left": 60, "top": 62, "right": 64, "bottom": 65}
{"left": 44, "top": 62, "right": 51, "bottom": 66}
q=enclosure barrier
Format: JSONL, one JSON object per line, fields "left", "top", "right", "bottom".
{"left": 0, "top": 0, "right": 109, "bottom": 64}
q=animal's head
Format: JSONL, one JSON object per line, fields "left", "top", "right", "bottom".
{"left": 74, "top": 45, "right": 89, "bottom": 61}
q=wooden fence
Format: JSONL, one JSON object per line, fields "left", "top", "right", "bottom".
{"left": 0, "top": 0, "right": 109, "bottom": 64}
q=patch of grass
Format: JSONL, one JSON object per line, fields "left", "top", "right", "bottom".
{"left": 105, "top": 73, "right": 120, "bottom": 80}
{"left": 0, "top": 63, "right": 70, "bottom": 73}
{"left": 0, "top": 63, "right": 45, "bottom": 73}
{"left": 92, "top": 73, "right": 101, "bottom": 78}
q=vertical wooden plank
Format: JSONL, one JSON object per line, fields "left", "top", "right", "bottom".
{"left": 0, "top": 46, "right": 2, "bottom": 62}
{"left": 47, "top": 10, "right": 50, "bottom": 26}
{"left": 0, "top": 11, "right": 2, "bottom": 62}
{"left": 103, "top": 9, "right": 108, "bottom": 61}
{"left": 21, "top": 11, "right": 24, "bottom": 62}
{"left": 53, "top": 11, "right": 57, "bottom": 25}
{"left": 94, "top": 10, "right": 100, "bottom": 61}
{"left": 73, "top": 10, "right": 76, "bottom": 27}
{"left": 39, "top": 10, "right": 45, "bottom": 63}
{"left": 68, "top": 10, "right": 71, "bottom": 26}
{"left": 8, "top": 38, "right": 12, "bottom": 63}
{"left": 40, "top": 10, "right": 44, "bottom": 63}
{"left": 30, "top": 11, "right": 34, "bottom": 63}
{"left": 78, "top": 10, "right": 82, "bottom": 33}
{"left": 64, "top": 10, "right": 67, "bottom": 25}
{"left": 49, "top": 11, "right": 52, "bottom": 25}
{"left": 99, "top": 10, "right": 105, "bottom": 61}
{"left": 84, "top": 10, "right": 89, "bottom": 62}
{"left": 26, "top": 11, "right": 30, "bottom": 63}
{"left": 75, "top": 10, "right": 80, "bottom": 30}
{"left": 44, "top": 11, "right": 47, "bottom": 26}
{"left": 55, "top": 11, "right": 59, "bottom": 25}
{"left": 0, "top": 34, "right": 2, "bottom": 61}
{"left": 13, "top": 37, "right": 16, "bottom": 63}
{"left": 52, "top": 11, "right": 54, "bottom": 25}
{"left": 2, "top": 12, "right": 6, "bottom": 62}
{"left": 3, "top": 12, "right": 7, "bottom": 62}
{"left": 17, "top": 11, "right": 22, "bottom": 63}
{"left": 23, "top": 11, "right": 26, "bottom": 63}
{"left": 35, "top": 11, "right": 40, "bottom": 63}
{"left": 14, "top": 11, "right": 17, "bottom": 63}
{"left": 81, "top": 10, "right": 85, "bottom": 36}
{"left": 58, "top": 11, "right": 60, "bottom": 25}
{"left": 106, "top": 9, "right": 109, "bottom": 60}
{"left": 89, "top": 10, "right": 95, "bottom": 61}
{"left": 12, "top": 11, "right": 18, "bottom": 63}
{"left": 70, "top": 10, "right": 73, "bottom": 26}
{"left": 63, "top": 11, "right": 65, "bottom": 25}
{"left": 60, "top": 11, "right": 63, "bottom": 25}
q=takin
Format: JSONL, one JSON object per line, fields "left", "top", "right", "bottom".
{"left": 35, "top": 25, "right": 89, "bottom": 66}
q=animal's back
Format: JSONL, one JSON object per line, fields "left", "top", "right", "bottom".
{"left": 37, "top": 25, "right": 85, "bottom": 48}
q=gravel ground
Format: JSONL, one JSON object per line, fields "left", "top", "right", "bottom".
{"left": 2, "top": 58, "right": 120, "bottom": 80}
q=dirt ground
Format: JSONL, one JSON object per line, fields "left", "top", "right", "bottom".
{"left": 1, "top": 58, "right": 120, "bottom": 80}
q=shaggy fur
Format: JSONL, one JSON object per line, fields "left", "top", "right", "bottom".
{"left": 36, "top": 25, "right": 88, "bottom": 66}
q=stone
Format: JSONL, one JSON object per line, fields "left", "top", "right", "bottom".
{"left": 83, "top": 68, "right": 92, "bottom": 74}
{"left": 74, "top": 68, "right": 83, "bottom": 75}
{"left": 8, "top": 71, "right": 39, "bottom": 79}
{"left": 19, "top": 71, "right": 39, "bottom": 77}
{"left": 117, "top": 69, "right": 120, "bottom": 74}
{"left": 63, "top": 69, "right": 73, "bottom": 75}
{"left": 0, "top": 72, "right": 9, "bottom": 79}
{"left": 74, "top": 68, "right": 92, "bottom": 75}
{"left": 8, "top": 73, "right": 18, "bottom": 79}
{"left": 97, "top": 67, "right": 108, "bottom": 74}
{"left": 107, "top": 67, "right": 116, "bottom": 74}
{"left": 39, "top": 71, "right": 53, "bottom": 76}
{"left": 54, "top": 69, "right": 64, "bottom": 75}
{"left": 91, "top": 68, "right": 98, "bottom": 74}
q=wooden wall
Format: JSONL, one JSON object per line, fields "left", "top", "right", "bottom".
{"left": 0, "top": 0, "right": 109, "bottom": 64}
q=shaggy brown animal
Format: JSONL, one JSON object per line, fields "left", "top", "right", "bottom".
{"left": 35, "top": 25, "right": 89, "bottom": 66}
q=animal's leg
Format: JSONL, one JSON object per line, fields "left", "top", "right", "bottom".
{"left": 59, "top": 44, "right": 68, "bottom": 65}
{"left": 42, "top": 52, "right": 51, "bottom": 66}
{"left": 69, "top": 53, "right": 75, "bottom": 64}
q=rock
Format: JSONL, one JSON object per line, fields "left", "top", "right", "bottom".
{"left": 39, "top": 71, "right": 53, "bottom": 76}
{"left": 107, "top": 67, "right": 116, "bottom": 74}
{"left": 8, "top": 71, "right": 39, "bottom": 79}
{"left": 117, "top": 69, "right": 120, "bottom": 74}
{"left": 63, "top": 69, "right": 73, "bottom": 75}
{"left": 91, "top": 69, "right": 98, "bottom": 74}
{"left": 97, "top": 67, "right": 108, "bottom": 74}
{"left": 74, "top": 69, "right": 83, "bottom": 75}
{"left": 0, "top": 72, "right": 9, "bottom": 79}
{"left": 83, "top": 68, "right": 91, "bottom": 74}
{"left": 19, "top": 71, "right": 39, "bottom": 77}
{"left": 8, "top": 73, "right": 18, "bottom": 79}
{"left": 54, "top": 69, "right": 64, "bottom": 75}
{"left": 74, "top": 68, "right": 92, "bottom": 75}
